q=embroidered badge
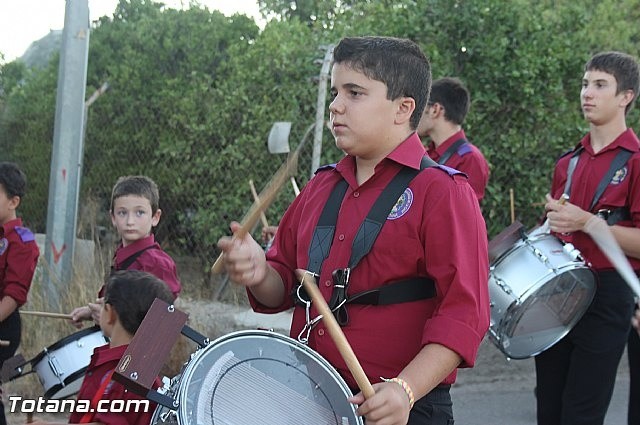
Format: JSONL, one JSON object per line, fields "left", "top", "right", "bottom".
{"left": 611, "top": 166, "right": 628, "bottom": 185}
{"left": 0, "top": 238, "right": 7, "bottom": 256}
{"left": 388, "top": 188, "right": 413, "bottom": 220}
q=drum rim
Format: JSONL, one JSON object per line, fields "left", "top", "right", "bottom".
{"left": 43, "top": 366, "right": 89, "bottom": 399}
{"left": 30, "top": 325, "right": 106, "bottom": 365}
{"left": 495, "top": 267, "right": 597, "bottom": 359}
{"left": 176, "top": 329, "right": 360, "bottom": 424}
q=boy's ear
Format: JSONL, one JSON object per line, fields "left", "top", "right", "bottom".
{"left": 152, "top": 209, "right": 162, "bottom": 227}
{"left": 8, "top": 196, "right": 20, "bottom": 211}
{"left": 104, "top": 303, "right": 117, "bottom": 325}
{"left": 620, "top": 89, "right": 635, "bottom": 108}
{"left": 395, "top": 96, "right": 416, "bottom": 126}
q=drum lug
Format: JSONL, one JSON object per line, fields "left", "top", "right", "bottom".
{"left": 48, "top": 356, "right": 63, "bottom": 378}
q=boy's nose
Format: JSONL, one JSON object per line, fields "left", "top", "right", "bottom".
{"left": 329, "top": 97, "right": 344, "bottom": 114}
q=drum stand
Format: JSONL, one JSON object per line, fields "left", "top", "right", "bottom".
{"left": 112, "top": 298, "right": 209, "bottom": 410}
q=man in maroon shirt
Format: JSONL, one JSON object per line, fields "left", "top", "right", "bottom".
{"left": 218, "top": 36, "right": 489, "bottom": 425}
{"left": 541, "top": 51, "right": 640, "bottom": 425}
{"left": 417, "top": 77, "right": 490, "bottom": 203}
{"left": 0, "top": 162, "right": 39, "bottom": 425}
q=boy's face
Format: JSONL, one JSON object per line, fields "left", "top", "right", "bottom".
{"left": 581, "top": 70, "right": 632, "bottom": 125}
{"left": 0, "top": 185, "right": 19, "bottom": 226}
{"left": 110, "top": 195, "right": 160, "bottom": 247}
{"left": 329, "top": 63, "right": 403, "bottom": 159}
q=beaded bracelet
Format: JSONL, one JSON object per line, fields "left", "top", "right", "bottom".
{"left": 381, "top": 377, "right": 415, "bottom": 409}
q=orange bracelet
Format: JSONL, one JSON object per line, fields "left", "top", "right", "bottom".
{"left": 381, "top": 377, "right": 415, "bottom": 409}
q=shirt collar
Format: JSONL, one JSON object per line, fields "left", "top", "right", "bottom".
{"left": 431, "top": 130, "right": 467, "bottom": 157}
{"left": 115, "top": 234, "right": 156, "bottom": 263}
{"left": 1, "top": 218, "right": 22, "bottom": 238}
{"left": 91, "top": 343, "right": 128, "bottom": 368}
{"left": 581, "top": 128, "right": 640, "bottom": 154}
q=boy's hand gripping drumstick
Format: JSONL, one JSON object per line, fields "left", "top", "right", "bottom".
{"left": 298, "top": 269, "right": 375, "bottom": 399}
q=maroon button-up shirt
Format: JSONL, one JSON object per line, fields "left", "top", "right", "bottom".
{"left": 112, "top": 234, "right": 181, "bottom": 298}
{"left": 251, "top": 133, "right": 490, "bottom": 388}
{"left": 0, "top": 218, "right": 39, "bottom": 306}
{"left": 550, "top": 128, "right": 640, "bottom": 271}
{"left": 427, "top": 130, "right": 490, "bottom": 202}
{"left": 69, "top": 344, "right": 160, "bottom": 425}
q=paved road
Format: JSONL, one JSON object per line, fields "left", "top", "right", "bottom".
{"left": 452, "top": 339, "right": 630, "bottom": 425}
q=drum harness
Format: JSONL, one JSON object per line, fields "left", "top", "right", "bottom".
{"left": 296, "top": 156, "right": 439, "bottom": 343}
{"left": 563, "top": 146, "right": 633, "bottom": 225}
{"left": 436, "top": 138, "right": 469, "bottom": 165}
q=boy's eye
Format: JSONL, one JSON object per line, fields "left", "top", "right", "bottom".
{"left": 116, "top": 211, "right": 127, "bottom": 217}
{"left": 135, "top": 210, "right": 146, "bottom": 217}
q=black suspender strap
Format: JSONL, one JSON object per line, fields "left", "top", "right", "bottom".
{"left": 589, "top": 149, "right": 633, "bottom": 211}
{"left": 111, "top": 245, "right": 159, "bottom": 274}
{"left": 301, "top": 156, "right": 438, "bottom": 325}
{"left": 437, "top": 138, "right": 467, "bottom": 165}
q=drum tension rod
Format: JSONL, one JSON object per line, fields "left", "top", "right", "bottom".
{"left": 181, "top": 325, "right": 209, "bottom": 348}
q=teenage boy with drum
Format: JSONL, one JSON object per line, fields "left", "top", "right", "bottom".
{"left": 218, "top": 36, "right": 490, "bottom": 425}
{"left": 416, "top": 77, "right": 490, "bottom": 203}
{"left": 540, "top": 51, "right": 640, "bottom": 425}
{"left": 30, "top": 270, "right": 174, "bottom": 425}
{"left": 0, "top": 162, "right": 39, "bottom": 425}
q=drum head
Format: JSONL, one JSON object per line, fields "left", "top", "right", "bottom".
{"left": 499, "top": 266, "right": 596, "bottom": 359}
{"left": 177, "top": 330, "right": 362, "bottom": 425}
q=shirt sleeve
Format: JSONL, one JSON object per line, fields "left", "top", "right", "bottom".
{"left": 2, "top": 238, "right": 39, "bottom": 306}
{"left": 421, "top": 172, "right": 491, "bottom": 367}
{"left": 138, "top": 252, "right": 182, "bottom": 299}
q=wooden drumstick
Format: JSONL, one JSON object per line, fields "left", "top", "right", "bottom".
{"left": 0, "top": 340, "right": 9, "bottom": 347}
{"left": 298, "top": 270, "right": 375, "bottom": 399}
{"left": 20, "top": 310, "right": 73, "bottom": 320}
{"left": 509, "top": 188, "right": 515, "bottom": 224}
{"left": 249, "top": 179, "right": 270, "bottom": 228}
{"left": 211, "top": 152, "right": 298, "bottom": 274}
{"left": 290, "top": 176, "right": 301, "bottom": 196}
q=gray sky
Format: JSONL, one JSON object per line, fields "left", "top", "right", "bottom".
{"left": 0, "top": 0, "right": 261, "bottom": 62}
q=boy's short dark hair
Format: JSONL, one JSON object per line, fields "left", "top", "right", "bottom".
{"left": 585, "top": 51, "right": 640, "bottom": 114}
{"left": 0, "top": 162, "right": 27, "bottom": 199}
{"left": 333, "top": 36, "right": 431, "bottom": 129}
{"left": 103, "top": 269, "right": 174, "bottom": 335}
{"left": 428, "top": 77, "right": 470, "bottom": 126}
{"left": 110, "top": 175, "right": 160, "bottom": 214}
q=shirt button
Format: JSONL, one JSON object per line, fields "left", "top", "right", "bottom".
{"left": 353, "top": 191, "right": 360, "bottom": 198}
{"left": 338, "top": 234, "right": 345, "bottom": 241}
{"left": 325, "top": 280, "right": 332, "bottom": 287}
{"left": 318, "top": 329, "right": 325, "bottom": 336}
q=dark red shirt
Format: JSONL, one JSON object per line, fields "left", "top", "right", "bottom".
{"left": 427, "top": 130, "right": 490, "bottom": 202}
{"left": 251, "top": 133, "right": 490, "bottom": 388}
{"left": 550, "top": 128, "right": 640, "bottom": 271}
{"left": 0, "top": 218, "right": 39, "bottom": 306}
{"left": 69, "top": 344, "right": 160, "bottom": 425}
{"left": 112, "top": 235, "right": 181, "bottom": 298}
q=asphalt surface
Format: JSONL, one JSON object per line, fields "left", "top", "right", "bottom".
{"left": 451, "top": 339, "right": 630, "bottom": 425}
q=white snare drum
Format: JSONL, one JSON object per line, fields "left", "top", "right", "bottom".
{"left": 31, "top": 326, "right": 108, "bottom": 399}
{"left": 489, "top": 232, "right": 596, "bottom": 359}
{"left": 152, "top": 329, "right": 362, "bottom": 425}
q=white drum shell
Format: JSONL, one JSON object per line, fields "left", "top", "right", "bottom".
{"left": 31, "top": 327, "right": 108, "bottom": 399}
{"left": 489, "top": 234, "right": 596, "bottom": 359}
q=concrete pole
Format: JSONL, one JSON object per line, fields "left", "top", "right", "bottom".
{"left": 43, "top": 0, "right": 90, "bottom": 309}
{"left": 310, "top": 45, "right": 334, "bottom": 178}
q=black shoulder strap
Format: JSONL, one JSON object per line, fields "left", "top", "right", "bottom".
{"left": 112, "top": 245, "right": 159, "bottom": 273}
{"left": 307, "top": 156, "right": 435, "bottom": 276}
{"left": 589, "top": 149, "right": 633, "bottom": 211}
{"left": 438, "top": 138, "right": 467, "bottom": 165}
{"left": 563, "top": 146, "right": 583, "bottom": 198}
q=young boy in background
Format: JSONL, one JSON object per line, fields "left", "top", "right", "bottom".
{"left": 70, "top": 175, "right": 181, "bottom": 326}
{"left": 31, "top": 269, "right": 175, "bottom": 425}
{"left": 0, "top": 162, "right": 39, "bottom": 425}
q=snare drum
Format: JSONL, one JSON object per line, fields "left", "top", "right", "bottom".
{"left": 31, "top": 326, "right": 108, "bottom": 399}
{"left": 488, "top": 232, "right": 596, "bottom": 359}
{"left": 152, "top": 329, "right": 362, "bottom": 425}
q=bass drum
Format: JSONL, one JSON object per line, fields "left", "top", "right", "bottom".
{"left": 488, "top": 232, "right": 597, "bottom": 359}
{"left": 154, "top": 329, "right": 362, "bottom": 425}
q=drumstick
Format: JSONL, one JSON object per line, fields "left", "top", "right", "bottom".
{"left": 290, "top": 176, "right": 301, "bottom": 196}
{"left": 20, "top": 310, "right": 73, "bottom": 320}
{"left": 583, "top": 215, "right": 640, "bottom": 298}
{"left": 509, "top": 188, "right": 515, "bottom": 224}
{"left": 0, "top": 340, "right": 9, "bottom": 347}
{"left": 249, "top": 179, "right": 270, "bottom": 228}
{"left": 298, "top": 270, "right": 375, "bottom": 399}
{"left": 211, "top": 151, "right": 300, "bottom": 274}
